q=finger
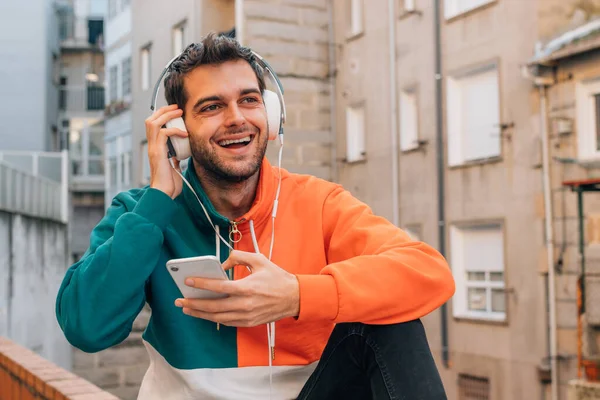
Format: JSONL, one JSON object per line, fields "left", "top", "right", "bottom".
{"left": 180, "top": 309, "right": 248, "bottom": 326}
{"left": 184, "top": 276, "right": 248, "bottom": 295}
{"left": 222, "top": 250, "right": 266, "bottom": 271}
{"left": 147, "top": 104, "right": 178, "bottom": 122}
{"left": 158, "top": 127, "right": 188, "bottom": 139}
{"left": 176, "top": 296, "right": 246, "bottom": 313}
{"left": 152, "top": 109, "right": 184, "bottom": 129}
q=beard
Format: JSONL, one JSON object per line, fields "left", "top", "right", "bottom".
{"left": 190, "top": 126, "right": 268, "bottom": 183}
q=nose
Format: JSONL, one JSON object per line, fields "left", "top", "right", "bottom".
{"left": 224, "top": 102, "right": 245, "bottom": 127}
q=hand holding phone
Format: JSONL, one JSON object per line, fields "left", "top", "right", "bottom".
{"left": 166, "top": 255, "right": 229, "bottom": 299}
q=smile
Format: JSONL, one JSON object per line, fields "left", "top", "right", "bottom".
{"left": 217, "top": 134, "right": 254, "bottom": 149}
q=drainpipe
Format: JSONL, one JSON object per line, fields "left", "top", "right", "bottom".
{"left": 433, "top": 0, "right": 449, "bottom": 368}
{"left": 235, "top": 0, "right": 244, "bottom": 45}
{"left": 388, "top": 0, "right": 399, "bottom": 226}
{"left": 327, "top": 0, "right": 338, "bottom": 183}
{"left": 539, "top": 84, "right": 559, "bottom": 400}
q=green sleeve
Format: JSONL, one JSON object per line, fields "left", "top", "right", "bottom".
{"left": 55, "top": 188, "right": 177, "bottom": 353}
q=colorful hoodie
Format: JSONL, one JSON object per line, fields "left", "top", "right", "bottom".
{"left": 55, "top": 158, "right": 455, "bottom": 399}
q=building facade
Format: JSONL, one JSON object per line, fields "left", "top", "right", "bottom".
{"left": 104, "top": 0, "right": 133, "bottom": 205}
{"left": 75, "top": 0, "right": 600, "bottom": 399}
{"left": 332, "top": 0, "right": 600, "bottom": 399}
{"left": 0, "top": 0, "right": 61, "bottom": 152}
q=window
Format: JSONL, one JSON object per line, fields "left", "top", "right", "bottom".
{"left": 108, "top": 0, "right": 117, "bottom": 19}
{"left": 70, "top": 123, "right": 105, "bottom": 178}
{"left": 109, "top": 65, "right": 118, "bottom": 102}
{"left": 87, "top": 19, "right": 103, "bottom": 46}
{"left": 122, "top": 57, "right": 131, "bottom": 97}
{"left": 445, "top": 0, "right": 494, "bottom": 19}
{"left": 141, "top": 45, "right": 151, "bottom": 91}
{"left": 348, "top": 0, "right": 364, "bottom": 37}
{"left": 446, "top": 63, "right": 500, "bottom": 166}
{"left": 576, "top": 78, "right": 600, "bottom": 161}
{"left": 172, "top": 23, "right": 185, "bottom": 57}
{"left": 346, "top": 104, "right": 366, "bottom": 162}
{"left": 458, "top": 374, "right": 490, "bottom": 400}
{"left": 399, "top": 89, "right": 419, "bottom": 151}
{"left": 450, "top": 223, "right": 506, "bottom": 321}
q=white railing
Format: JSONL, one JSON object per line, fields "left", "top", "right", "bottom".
{"left": 0, "top": 150, "right": 69, "bottom": 223}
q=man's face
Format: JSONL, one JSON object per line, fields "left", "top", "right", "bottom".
{"left": 182, "top": 59, "right": 268, "bottom": 182}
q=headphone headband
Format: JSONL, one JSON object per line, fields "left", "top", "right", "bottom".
{"left": 150, "top": 49, "right": 286, "bottom": 125}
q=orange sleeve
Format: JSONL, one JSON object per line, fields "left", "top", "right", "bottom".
{"left": 295, "top": 185, "right": 455, "bottom": 324}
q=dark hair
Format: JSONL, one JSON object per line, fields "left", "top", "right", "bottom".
{"left": 164, "top": 32, "right": 266, "bottom": 114}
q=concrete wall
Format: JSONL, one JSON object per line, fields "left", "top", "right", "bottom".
{"left": 0, "top": 211, "right": 72, "bottom": 371}
{"left": 0, "top": 0, "right": 59, "bottom": 151}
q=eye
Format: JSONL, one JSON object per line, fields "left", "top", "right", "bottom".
{"left": 201, "top": 104, "right": 220, "bottom": 112}
{"left": 241, "top": 97, "right": 259, "bottom": 104}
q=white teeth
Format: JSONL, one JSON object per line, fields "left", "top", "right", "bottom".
{"left": 218, "top": 137, "right": 251, "bottom": 146}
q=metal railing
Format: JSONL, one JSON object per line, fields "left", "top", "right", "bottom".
{"left": 0, "top": 151, "right": 68, "bottom": 223}
{"left": 59, "top": 86, "right": 105, "bottom": 112}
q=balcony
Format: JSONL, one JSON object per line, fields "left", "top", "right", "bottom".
{"left": 58, "top": 11, "right": 104, "bottom": 52}
{"left": 59, "top": 85, "right": 105, "bottom": 115}
{"left": 68, "top": 121, "right": 105, "bottom": 193}
{"left": 0, "top": 151, "right": 69, "bottom": 223}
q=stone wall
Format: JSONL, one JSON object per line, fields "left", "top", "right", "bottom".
{"left": 242, "top": 0, "right": 334, "bottom": 181}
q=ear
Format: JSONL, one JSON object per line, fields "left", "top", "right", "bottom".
{"left": 263, "top": 90, "right": 281, "bottom": 141}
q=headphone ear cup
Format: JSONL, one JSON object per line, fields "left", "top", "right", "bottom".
{"left": 165, "top": 117, "right": 192, "bottom": 160}
{"left": 263, "top": 90, "right": 281, "bottom": 141}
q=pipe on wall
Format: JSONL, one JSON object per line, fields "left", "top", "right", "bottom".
{"left": 539, "top": 85, "right": 559, "bottom": 400}
{"left": 433, "top": 0, "right": 450, "bottom": 368}
{"left": 388, "top": 0, "right": 400, "bottom": 227}
{"left": 327, "top": 0, "right": 338, "bottom": 183}
{"left": 234, "top": 0, "right": 244, "bottom": 45}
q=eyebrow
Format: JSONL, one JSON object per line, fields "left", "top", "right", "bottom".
{"left": 192, "top": 87, "right": 262, "bottom": 113}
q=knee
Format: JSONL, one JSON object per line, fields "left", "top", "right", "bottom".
{"left": 364, "top": 319, "right": 429, "bottom": 346}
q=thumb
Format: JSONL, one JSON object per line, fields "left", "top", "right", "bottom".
{"left": 222, "top": 250, "right": 265, "bottom": 271}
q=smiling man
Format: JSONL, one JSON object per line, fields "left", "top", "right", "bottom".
{"left": 56, "top": 33, "right": 455, "bottom": 400}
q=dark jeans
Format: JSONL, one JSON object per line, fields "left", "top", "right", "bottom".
{"left": 297, "top": 320, "right": 447, "bottom": 400}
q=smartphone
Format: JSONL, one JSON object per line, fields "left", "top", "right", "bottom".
{"left": 166, "top": 255, "right": 229, "bottom": 299}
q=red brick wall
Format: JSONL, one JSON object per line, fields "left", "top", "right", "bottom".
{"left": 0, "top": 337, "right": 119, "bottom": 400}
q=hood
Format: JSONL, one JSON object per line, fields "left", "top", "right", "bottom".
{"left": 180, "top": 157, "right": 278, "bottom": 233}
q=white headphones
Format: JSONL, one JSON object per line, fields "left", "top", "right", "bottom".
{"left": 150, "top": 48, "right": 287, "bottom": 161}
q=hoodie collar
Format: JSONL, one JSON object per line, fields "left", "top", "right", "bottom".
{"left": 181, "top": 158, "right": 277, "bottom": 232}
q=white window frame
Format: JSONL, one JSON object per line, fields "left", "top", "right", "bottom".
{"left": 122, "top": 57, "right": 131, "bottom": 98}
{"left": 450, "top": 223, "right": 506, "bottom": 321}
{"left": 109, "top": 64, "right": 119, "bottom": 102}
{"left": 399, "top": 88, "right": 419, "bottom": 151}
{"left": 345, "top": 103, "right": 366, "bottom": 163}
{"left": 404, "top": 0, "right": 416, "bottom": 12}
{"left": 141, "top": 45, "right": 151, "bottom": 91}
{"left": 446, "top": 62, "right": 501, "bottom": 166}
{"left": 348, "top": 0, "right": 364, "bottom": 37}
{"left": 576, "top": 78, "right": 600, "bottom": 162}
{"left": 172, "top": 23, "right": 186, "bottom": 57}
{"left": 444, "top": 0, "right": 494, "bottom": 19}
